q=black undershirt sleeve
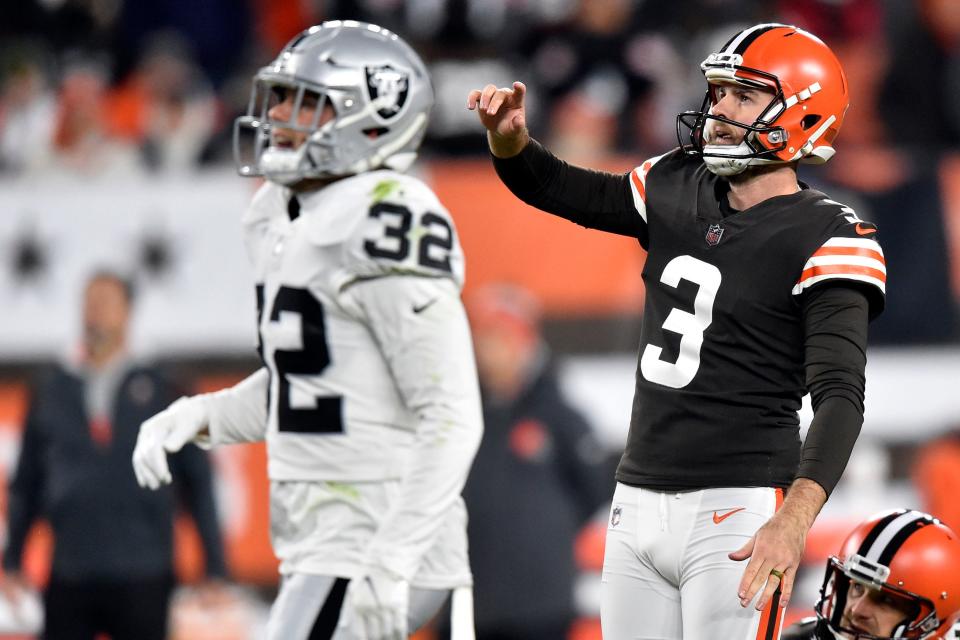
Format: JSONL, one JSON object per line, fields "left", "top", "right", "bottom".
{"left": 797, "top": 283, "right": 871, "bottom": 496}
{"left": 491, "top": 139, "right": 645, "bottom": 241}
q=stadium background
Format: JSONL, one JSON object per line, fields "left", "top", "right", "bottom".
{"left": 1, "top": 0, "right": 959, "bottom": 637}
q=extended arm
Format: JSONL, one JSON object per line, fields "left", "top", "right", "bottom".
{"left": 198, "top": 367, "right": 270, "bottom": 447}
{"left": 469, "top": 81, "right": 644, "bottom": 239}
{"left": 492, "top": 140, "right": 644, "bottom": 238}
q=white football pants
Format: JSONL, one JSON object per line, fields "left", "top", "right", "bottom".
{"left": 601, "top": 483, "right": 785, "bottom": 640}
{"left": 266, "top": 573, "right": 450, "bottom": 640}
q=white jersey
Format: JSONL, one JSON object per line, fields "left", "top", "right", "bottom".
{"left": 243, "top": 170, "right": 468, "bottom": 481}
{"left": 202, "top": 170, "right": 482, "bottom": 585}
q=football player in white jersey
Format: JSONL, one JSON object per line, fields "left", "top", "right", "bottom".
{"left": 131, "top": 21, "right": 483, "bottom": 640}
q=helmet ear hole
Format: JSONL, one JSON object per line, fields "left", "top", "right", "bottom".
{"left": 801, "top": 114, "right": 822, "bottom": 131}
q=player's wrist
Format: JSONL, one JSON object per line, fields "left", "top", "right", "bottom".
{"left": 189, "top": 391, "right": 228, "bottom": 446}
{"left": 488, "top": 128, "right": 529, "bottom": 159}
{"left": 780, "top": 478, "right": 827, "bottom": 529}
{"left": 165, "top": 394, "right": 213, "bottom": 447}
{"left": 360, "top": 560, "right": 407, "bottom": 584}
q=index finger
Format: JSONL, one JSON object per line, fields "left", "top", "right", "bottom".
{"left": 512, "top": 81, "right": 526, "bottom": 101}
{"left": 738, "top": 555, "right": 765, "bottom": 605}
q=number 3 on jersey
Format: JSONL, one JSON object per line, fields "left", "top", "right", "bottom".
{"left": 641, "top": 255, "right": 721, "bottom": 389}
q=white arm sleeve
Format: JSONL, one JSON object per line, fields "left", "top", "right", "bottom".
{"left": 340, "top": 275, "right": 483, "bottom": 581}
{"left": 198, "top": 367, "right": 270, "bottom": 447}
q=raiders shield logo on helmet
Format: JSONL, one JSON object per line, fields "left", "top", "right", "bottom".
{"left": 705, "top": 223, "right": 724, "bottom": 246}
{"left": 366, "top": 64, "right": 410, "bottom": 121}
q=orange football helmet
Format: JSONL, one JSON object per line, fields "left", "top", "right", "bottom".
{"left": 677, "top": 23, "right": 849, "bottom": 176}
{"left": 814, "top": 509, "right": 960, "bottom": 639}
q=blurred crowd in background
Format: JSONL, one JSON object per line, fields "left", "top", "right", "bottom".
{"left": 2, "top": 0, "right": 960, "bottom": 638}
{"left": 4, "top": 0, "right": 960, "bottom": 164}
{"left": 2, "top": 0, "right": 960, "bottom": 343}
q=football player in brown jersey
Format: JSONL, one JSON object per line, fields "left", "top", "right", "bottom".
{"left": 470, "top": 23, "right": 884, "bottom": 640}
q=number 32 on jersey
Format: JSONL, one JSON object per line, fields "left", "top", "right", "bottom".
{"left": 256, "top": 201, "right": 457, "bottom": 434}
{"left": 363, "top": 202, "right": 454, "bottom": 272}
{"left": 641, "top": 255, "right": 721, "bottom": 389}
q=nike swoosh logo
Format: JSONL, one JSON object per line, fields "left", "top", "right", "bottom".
{"left": 413, "top": 298, "right": 438, "bottom": 314}
{"left": 713, "top": 507, "right": 746, "bottom": 524}
{"left": 855, "top": 223, "right": 876, "bottom": 236}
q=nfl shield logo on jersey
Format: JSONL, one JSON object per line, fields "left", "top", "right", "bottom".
{"left": 705, "top": 224, "right": 724, "bottom": 246}
{"left": 366, "top": 65, "right": 409, "bottom": 121}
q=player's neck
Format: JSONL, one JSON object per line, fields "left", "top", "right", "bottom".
{"left": 85, "top": 341, "right": 126, "bottom": 371}
{"left": 725, "top": 164, "right": 800, "bottom": 211}
{"left": 290, "top": 174, "right": 350, "bottom": 193}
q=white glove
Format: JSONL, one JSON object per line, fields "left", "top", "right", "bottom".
{"left": 132, "top": 395, "right": 209, "bottom": 490}
{"left": 338, "top": 568, "right": 410, "bottom": 640}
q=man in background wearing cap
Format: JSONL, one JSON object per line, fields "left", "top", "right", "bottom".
{"left": 458, "top": 283, "right": 610, "bottom": 640}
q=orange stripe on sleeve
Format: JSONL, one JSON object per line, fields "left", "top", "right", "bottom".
{"left": 798, "top": 264, "right": 886, "bottom": 283}
{"left": 630, "top": 170, "right": 646, "bottom": 202}
{"left": 812, "top": 246, "right": 885, "bottom": 263}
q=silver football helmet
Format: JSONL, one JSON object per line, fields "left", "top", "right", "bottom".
{"left": 234, "top": 20, "right": 434, "bottom": 185}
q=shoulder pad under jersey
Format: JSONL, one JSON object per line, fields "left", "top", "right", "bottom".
{"left": 324, "top": 171, "right": 465, "bottom": 291}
